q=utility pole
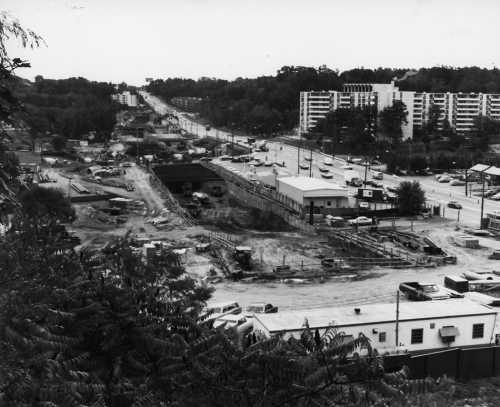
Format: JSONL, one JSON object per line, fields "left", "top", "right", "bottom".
{"left": 395, "top": 291, "right": 400, "bottom": 347}
{"left": 480, "top": 169, "right": 489, "bottom": 229}
{"left": 136, "top": 127, "right": 139, "bottom": 163}
{"left": 309, "top": 148, "right": 312, "bottom": 178}
{"left": 297, "top": 131, "right": 301, "bottom": 173}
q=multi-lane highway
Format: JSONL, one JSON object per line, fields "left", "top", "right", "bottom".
{"left": 141, "top": 92, "right": 500, "bottom": 228}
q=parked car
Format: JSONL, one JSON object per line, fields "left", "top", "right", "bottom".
{"left": 250, "top": 161, "right": 263, "bottom": 167}
{"left": 219, "top": 155, "right": 232, "bottom": 161}
{"left": 435, "top": 173, "right": 448, "bottom": 180}
{"left": 321, "top": 173, "right": 333, "bottom": 179}
{"left": 399, "top": 282, "right": 462, "bottom": 301}
{"left": 363, "top": 180, "right": 373, "bottom": 186}
{"left": 299, "top": 164, "right": 309, "bottom": 170}
{"left": 200, "top": 157, "right": 213, "bottom": 162}
{"left": 447, "top": 200, "right": 462, "bottom": 209}
{"left": 342, "top": 164, "right": 354, "bottom": 170}
{"left": 385, "top": 185, "right": 398, "bottom": 193}
{"left": 243, "top": 303, "right": 278, "bottom": 317}
{"left": 213, "top": 314, "right": 249, "bottom": 329}
{"left": 488, "top": 210, "right": 500, "bottom": 218}
{"left": 438, "top": 176, "right": 452, "bottom": 183}
{"left": 304, "top": 156, "right": 313, "bottom": 162}
{"left": 450, "top": 180, "right": 466, "bottom": 186}
{"left": 371, "top": 181, "right": 384, "bottom": 188}
{"left": 347, "top": 216, "right": 372, "bottom": 225}
{"left": 359, "top": 202, "right": 371, "bottom": 211}
{"left": 319, "top": 166, "right": 329, "bottom": 173}
{"left": 324, "top": 158, "right": 334, "bottom": 166}
{"left": 264, "top": 161, "right": 273, "bottom": 167}
{"left": 491, "top": 193, "right": 500, "bottom": 201}
{"left": 205, "top": 301, "right": 242, "bottom": 319}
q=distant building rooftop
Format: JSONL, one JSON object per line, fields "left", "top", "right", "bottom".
{"left": 277, "top": 176, "right": 347, "bottom": 192}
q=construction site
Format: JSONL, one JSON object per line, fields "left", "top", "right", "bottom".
{"left": 15, "top": 143, "right": 500, "bottom": 313}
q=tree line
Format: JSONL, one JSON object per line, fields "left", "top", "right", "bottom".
{"left": 147, "top": 66, "right": 500, "bottom": 137}
{"left": 13, "top": 76, "right": 122, "bottom": 149}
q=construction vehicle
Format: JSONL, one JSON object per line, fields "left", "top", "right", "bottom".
{"left": 234, "top": 246, "right": 252, "bottom": 269}
{"left": 182, "top": 182, "right": 193, "bottom": 197}
{"left": 258, "top": 140, "right": 269, "bottom": 152}
{"left": 211, "top": 185, "right": 223, "bottom": 197}
{"left": 185, "top": 202, "right": 201, "bottom": 217}
{"left": 192, "top": 192, "right": 209, "bottom": 204}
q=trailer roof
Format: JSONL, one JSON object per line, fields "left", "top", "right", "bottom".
{"left": 253, "top": 299, "right": 495, "bottom": 334}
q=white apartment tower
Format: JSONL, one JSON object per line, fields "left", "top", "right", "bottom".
{"left": 112, "top": 91, "right": 137, "bottom": 107}
{"left": 300, "top": 82, "right": 500, "bottom": 140}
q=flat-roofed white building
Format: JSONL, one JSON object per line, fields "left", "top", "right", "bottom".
{"left": 252, "top": 299, "right": 499, "bottom": 355}
{"left": 276, "top": 176, "right": 349, "bottom": 212}
{"left": 112, "top": 91, "right": 137, "bottom": 107}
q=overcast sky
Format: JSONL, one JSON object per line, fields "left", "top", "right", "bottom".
{"left": 4, "top": 0, "right": 500, "bottom": 86}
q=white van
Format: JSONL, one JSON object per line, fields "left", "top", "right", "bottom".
{"left": 372, "top": 171, "right": 383, "bottom": 180}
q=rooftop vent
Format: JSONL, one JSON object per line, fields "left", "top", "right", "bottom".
{"left": 355, "top": 308, "right": 361, "bottom": 314}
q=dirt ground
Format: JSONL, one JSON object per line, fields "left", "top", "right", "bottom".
{"left": 19, "top": 150, "right": 500, "bottom": 313}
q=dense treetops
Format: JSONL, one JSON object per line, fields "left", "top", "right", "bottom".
{"left": 146, "top": 65, "right": 500, "bottom": 134}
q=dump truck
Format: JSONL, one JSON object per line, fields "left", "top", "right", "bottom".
{"left": 344, "top": 170, "right": 362, "bottom": 187}
{"left": 185, "top": 202, "right": 201, "bottom": 217}
{"left": 399, "top": 282, "right": 464, "bottom": 301}
{"left": 234, "top": 246, "right": 252, "bottom": 269}
{"left": 211, "top": 185, "right": 223, "bottom": 197}
{"left": 182, "top": 182, "right": 193, "bottom": 197}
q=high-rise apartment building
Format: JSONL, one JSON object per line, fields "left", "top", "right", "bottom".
{"left": 300, "top": 82, "right": 500, "bottom": 139}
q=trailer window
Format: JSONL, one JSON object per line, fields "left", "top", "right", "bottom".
{"left": 473, "top": 324, "right": 484, "bottom": 339}
{"left": 411, "top": 328, "right": 424, "bottom": 344}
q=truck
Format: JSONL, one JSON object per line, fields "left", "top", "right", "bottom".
{"left": 243, "top": 303, "right": 278, "bottom": 317}
{"left": 185, "top": 202, "right": 201, "bottom": 217}
{"left": 344, "top": 170, "right": 362, "bottom": 187}
{"left": 182, "top": 182, "right": 193, "bottom": 197}
{"left": 372, "top": 171, "right": 384, "bottom": 180}
{"left": 247, "top": 137, "right": 256, "bottom": 145}
{"left": 258, "top": 140, "right": 269, "bottom": 152}
{"left": 399, "top": 282, "right": 464, "bottom": 301}
{"left": 211, "top": 185, "right": 223, "bottom": 197}
{"left": 356, "top": 188, "right": 388, "bottom": 202}
{"left": 192, "top": 192, "right": 209, "bottom": 204}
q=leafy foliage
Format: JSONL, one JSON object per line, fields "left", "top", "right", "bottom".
{"left": 0, "top": 222, "right": 437, "bottom": 406}
{"left": 19, "top": 187, "right": 76, "bottom": 222}
{"left": 380, "top": 100, "right": 409, "bottom": 143}
{"left": 395, "top": 180, "right": 426, "bottom": 215}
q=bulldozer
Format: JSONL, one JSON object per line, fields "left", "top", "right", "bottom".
{"left": 234, "top": 246, "right": 252, "bottom": 269}
{"left": 211, "top": 185, "right": 223, "bottom": 197}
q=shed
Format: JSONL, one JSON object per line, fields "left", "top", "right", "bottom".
{"left": 252, "top": 299, "right": 498, "bottom": 355}
{"left": 453, "top": 235, "right": 479, "bottom": 248}
{"left": 143, "top": 243, "right": 156, "bottom": 258}
{"left": 276, "top": 176, "right": 349, "bottom": 211}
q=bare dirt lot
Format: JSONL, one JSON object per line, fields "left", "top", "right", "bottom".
{"left": 19, "top": 150, "right": 500, "bottom": 313}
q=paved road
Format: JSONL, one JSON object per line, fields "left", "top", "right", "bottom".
{"left": 141, "top": 92, "right": 500, "bottom": 229}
